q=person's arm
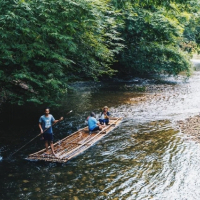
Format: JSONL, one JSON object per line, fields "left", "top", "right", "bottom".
{"left": 53, "top": 117, "right": 63, "bottom": 123}
{"left": 39, "top": 116, "right": 43, "bottom": 133}
{"left": 105, "top": 112, "right": 110, "bottom": 119}
{"left": 95, "top": 118, "right": 102, "bottom": 126}
{"left": 39, "top": 123, "right": 43, "bottom": 134}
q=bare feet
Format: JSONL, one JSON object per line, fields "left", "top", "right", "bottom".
{"left": 53, "top": 152, "right": 59, "bottom": 159}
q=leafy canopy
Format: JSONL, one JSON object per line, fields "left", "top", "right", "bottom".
{"left": 0, "top": 0, "right": 122, "bottom": 105}
{"left": 111, "top": 0, "right": 197, "bottom": 76}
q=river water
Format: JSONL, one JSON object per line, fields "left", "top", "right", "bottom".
{"left": 1, "top": 61, "right": 200, "bottom": 200}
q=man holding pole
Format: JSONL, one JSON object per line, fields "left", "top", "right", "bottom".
{"left": 39, "top": 108, "right": 63, "bottom": 156}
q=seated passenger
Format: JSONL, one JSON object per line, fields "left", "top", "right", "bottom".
{"left": 99, "top": 106, "right": 110, "bottom": 125}
{"left": 88, "top": 112, "right": 104, "bottom": 132}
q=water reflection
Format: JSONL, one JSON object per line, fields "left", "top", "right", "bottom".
{"left": 2, "top": 64, "right": 200, "bottom": 199}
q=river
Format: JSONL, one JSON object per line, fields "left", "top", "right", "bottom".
{"left": 1, "top": 61, "right": 200, "bottom": 199}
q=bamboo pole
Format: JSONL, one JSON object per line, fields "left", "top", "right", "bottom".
{"left": 55, "top": 133, "right": 85, "bottom": 157}
{"left": 29, "top": 127, "right": 87, "bottom": 157}
{"left": 66, "top": 118, "right": 122, "bottom": 161}
{"left": 11, "top": 118, "right": 63, "bottom": 157}
{"left": 59, "top": 118, "right": 121, "bottom": 160}
{"left": 77, "top": 135, "right": 91, "bottom": 145}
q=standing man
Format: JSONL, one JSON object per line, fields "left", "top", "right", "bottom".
{"left": 39, "top": 108, "right": 63, "bottom": 156}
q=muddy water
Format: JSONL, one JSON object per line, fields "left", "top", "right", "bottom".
{"left": 1, "top": 62, "right": 200, "bottom": 199}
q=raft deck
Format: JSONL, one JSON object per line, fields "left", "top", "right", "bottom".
{"left": 27, "top": 117, "right": 122, "bottom": 163}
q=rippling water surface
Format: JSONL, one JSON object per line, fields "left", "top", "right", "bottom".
{"left": 1, "top": 62, "right": 200, "bottom": 199}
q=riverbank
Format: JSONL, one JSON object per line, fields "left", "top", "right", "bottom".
{"left": 178, "top": 115, "right": 200, "bottom": 143}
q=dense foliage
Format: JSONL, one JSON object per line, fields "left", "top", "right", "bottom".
{"left": 0, "top": 0, "right": 122, "bottom": 105}
{"left": 112, "top": 1, "right": 196, "bottom": 75}
{"left": 0, "top": 0, "right": 199, "bottom": 105}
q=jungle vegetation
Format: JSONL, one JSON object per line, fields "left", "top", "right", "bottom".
{"left": 0, "top": 0, "right": 200, "bottom": 105}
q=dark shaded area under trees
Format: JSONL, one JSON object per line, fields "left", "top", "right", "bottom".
{"left": 0, "top": 0, "right": 200, "bottom": 105}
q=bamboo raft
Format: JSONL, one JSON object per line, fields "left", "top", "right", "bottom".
{"left": 27, "top": 117, "right": 122, "bottom": 163}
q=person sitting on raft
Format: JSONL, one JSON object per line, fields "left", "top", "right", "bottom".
{"left": 88, "top": 112, "right": 104, "bottom": 132}
{"left": 99, "top": 106, "right": 110, "bottom": 125}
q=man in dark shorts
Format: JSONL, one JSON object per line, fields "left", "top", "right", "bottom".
{"left": 39, "top": 108, "right": 63, "bottom": 156}
{"left": 88, "top": 112, "right": 104, "bottom": 133}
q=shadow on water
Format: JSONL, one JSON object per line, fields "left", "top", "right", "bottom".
{"left": 1, "top": 63, "right": 200, "bottom": 199}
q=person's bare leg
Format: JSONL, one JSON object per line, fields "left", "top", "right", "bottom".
{"left": 50, "top": 142, "right": 55, "bottom": 154}
{"left": 99, "top": 125, "right": 105, "bottom": 130}
{"left": 50, "top": 142, "right": 59, "bottom": 158}
{"left": 45, "top": 140, "right": 49, "bottom": 153}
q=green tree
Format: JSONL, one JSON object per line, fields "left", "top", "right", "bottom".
{"left": 182, "top": 1, "right": 200, "bottom": 53}
{"left": 0, "top": 0, "right": 122, "bottom": 105}
{"left": 111, "top": 0, "right": 195, "bottom": 76}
